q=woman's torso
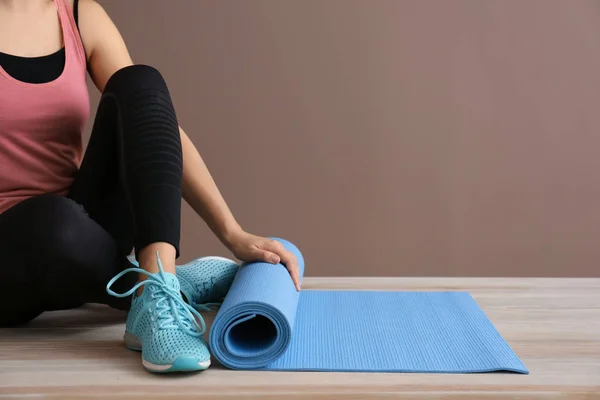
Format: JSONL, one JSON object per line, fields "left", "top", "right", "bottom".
{"left": 0, "top": 0, "right": 89, "bottom": 214}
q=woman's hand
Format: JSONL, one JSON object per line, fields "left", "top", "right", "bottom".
{"left": 224, "top": 230, "right": 301, "bottom": 291}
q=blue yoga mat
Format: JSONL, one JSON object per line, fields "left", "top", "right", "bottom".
{"left": 209, "top": 239, "right": 528, "bottom": 373}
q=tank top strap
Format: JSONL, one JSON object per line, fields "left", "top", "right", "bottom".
{"left": 53, "top": 0, "right": 86, "bottom": 68}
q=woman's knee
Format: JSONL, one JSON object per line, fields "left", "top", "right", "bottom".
{"left": 104, "top": 64, "right": 171, "bottom": 98}
{"left": 7, "top": 194, "right": 84, "bottom": 223}
{"left": 0, "top": 194, "right": 91, "bottom": 271}
{"left": 102, "top": 65, "right": 179, "bottom": 141}
{"left": 20, "top": 195, "right": 89, "bottom": 257}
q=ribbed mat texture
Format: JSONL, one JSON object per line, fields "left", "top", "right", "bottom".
{"left": 209, "top": 238, "right": 528, "bottom": 373}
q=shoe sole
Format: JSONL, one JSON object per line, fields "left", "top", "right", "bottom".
{"left": 124, "top": 332, "right": 211, "bottom": 373}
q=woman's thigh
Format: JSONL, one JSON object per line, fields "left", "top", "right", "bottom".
{"left": 0, "top": 194, "right": 132, "bottom": 326}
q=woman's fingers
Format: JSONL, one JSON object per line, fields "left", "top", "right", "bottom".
{"left": 282, "top": 251, "right": 301, "bottom": 292}
{"left": 262, "top": 239, "right": 301, "bottom": 292}
{"left": 251, "top": 248, "right": 280, "bottom": 264}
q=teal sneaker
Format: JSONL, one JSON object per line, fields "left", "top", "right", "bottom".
{"left": 127, "top": 254, "right": 240, "bottom": 311}
{"left": 107, "top": 252, "right": 211, "bottom": 373}
{"left": 176, "top": 256, "right": 239, "bottom": 311}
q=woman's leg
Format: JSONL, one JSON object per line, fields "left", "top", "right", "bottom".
{"left": 0, "top": 194, "right": 133, "bottom": 327}
{"left": 68, "top": 64, "right": 183, "bottom": 277}
{"left": 67, "top": 65, "right": 210, "bottom": 373}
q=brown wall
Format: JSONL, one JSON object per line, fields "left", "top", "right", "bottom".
{"left": 89, "top": 0, "right": 600, "bottom": 277}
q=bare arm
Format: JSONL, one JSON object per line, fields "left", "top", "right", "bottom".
{"left": 78, "top": 0, "right": 301, "bottom": 290}
{"left": 180, "top": 131, "right": 241, "bottom": 243}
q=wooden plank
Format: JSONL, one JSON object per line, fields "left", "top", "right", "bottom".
{"left": 1, "top": 278, "right": 598, "bottom": 399}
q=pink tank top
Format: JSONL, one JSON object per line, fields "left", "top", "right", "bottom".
{"left": 0, "top": 0, "right": 90, "bottom": 214}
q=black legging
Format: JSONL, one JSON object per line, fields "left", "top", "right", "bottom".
{"left": 0, "top": 65, "right": 183, "bottom": 326}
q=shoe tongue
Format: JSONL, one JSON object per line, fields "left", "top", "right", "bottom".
{"left": 162, "top": 272, "right": 180, "bottom": 291}
{"left": 177, "top": 275, "right": 193, "bottom": 301}
{"left": 149, "top": 271, "right": 180, "bottom": 293}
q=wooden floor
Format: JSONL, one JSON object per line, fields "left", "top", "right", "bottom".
{"left": 0, "top": 278, "right": 599, "bottom": 399}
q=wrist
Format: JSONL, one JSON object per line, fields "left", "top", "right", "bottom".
{"left": 218, "top": 220, "right": 244, "bottom": 249}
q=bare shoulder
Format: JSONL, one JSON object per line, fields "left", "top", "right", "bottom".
{"left": 78, "top": 0, "right": 107, "bottom": 16}
{"left": 77, "top": 0, "right": 119, "bottom": 56}
{"left": 76, "top": 0, "right": 133, "bottom": 90}
{"left": 78, "top": 0, "right": 112, "bottom": 30}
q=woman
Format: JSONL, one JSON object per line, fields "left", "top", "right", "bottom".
{"left": 0, "top": 0, "right": 301, "bottom": 373}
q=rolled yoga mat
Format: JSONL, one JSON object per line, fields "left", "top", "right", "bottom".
{"left": 209, "top": 238, "right": 528, "bottom": 373}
